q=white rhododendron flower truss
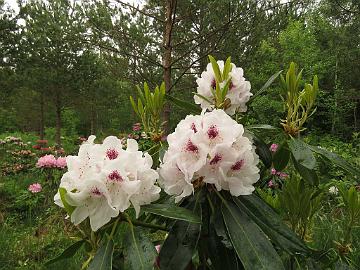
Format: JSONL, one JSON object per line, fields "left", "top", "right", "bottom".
{"left": 194, "top": 59, "right": 252, "bottom": 115}
{"left": 54, "top": 136, "right": 160, "bottom": 231}
{"left": 159, "top": 109, "right": 260, "bottom": 202}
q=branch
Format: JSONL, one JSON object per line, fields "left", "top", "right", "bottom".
{"left": 335, "top": 0, "right": 360, "bottom": 14}
{"left": 173, "top": 0, "right": 301, "bottom": 48}
{"left": 112, "top": 0, "right": 164, "bottom": 22}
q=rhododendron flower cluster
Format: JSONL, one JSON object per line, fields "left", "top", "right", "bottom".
{"left": 159, "top": 109, "right": 260, "bottom": 202}
{"left": 36, "top": 154, "right": 67, "bottom": 169}
{"left": 194, "top": 60, "right": 252, "bottom": 115}
{"left": 54, "top": 136, "right": 160, "bottom": 231}
{"left": 28, "top": 183, "right": 42, "bottom": 193}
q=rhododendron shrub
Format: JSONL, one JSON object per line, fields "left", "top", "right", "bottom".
{"left": 54, "top": 136, "right": 161, "bottom": 231}
{"left": 48, "top": 57, "right": 360, "bottom": 270}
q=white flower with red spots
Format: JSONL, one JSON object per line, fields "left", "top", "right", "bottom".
{"left": 194, "top": 60, "right": 252, "bottom": 115}
{"left": 159, "top": 109, "right": 260, "bottom": 201}
{"left": 54, "top": 136, "right": 160, "bottom": 231}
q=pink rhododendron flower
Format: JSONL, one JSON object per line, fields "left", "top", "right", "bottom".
{"left": 56, "top": 157, "right": 67, "bottom": 168}
{"left": 36, "top": 139, "right": 48, "bottom": 145}
{"left": 132, "top": 123, "right": 141, "bottom": 131}
{"left": 271, "top": 168, "right": 277, "bottom": 175}
{"left": 268, "top": 180, "right": 274, "bottom": 188}
{"left": 28, "top": 183, "right": 42, "bottom": 193}
{"left": 277, "top": 172, "right": 288, "bottom": 179}
{"left": 36, "top": 154, "right": 57, "bottom": 168}
{"left": 270, "top": 143, "right": 278, "bottom": 152}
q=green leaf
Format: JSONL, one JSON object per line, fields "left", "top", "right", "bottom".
{"left": 88, "top": 237, "right": 114, "bottom": 270}
{"left": 273, "top": 143, "right": 290, "bottom": 171}
{"left": 291, "top": 155, "right": 319, "bottom": 186}
{"left": 253, "top": 136, "right": 272, "bottom": 168}
{"left": 193, "top": 92, "right": 213, "bottom": 105}
{"left": 130, "top": 96, "right": 138, "bottom": 115}
{"left": 136, "top": 85, "right": 146, "bottom": 104}
{"left": 165, "top": 94, "right": 201, "bottom": 114}
{"left": 222, "top": 56, "right": 232, "bottom": 79}
{"left": 142, "top": 204, "right": 201, "bottom": 223}
{"left": 221, "top": 78, "right": 232, "bottom": 101}
{"left": 234, "top": 195, "right": 309, "bottom": 255}
{"left": 59, "top": 187, "right": 75, "bottom": 215}
{"left": 205, "top": 233, "right": 239, "bottom": 270}
{"left": 123, "top": 227, "right": 157, "bottom": 270}
{"left": 208, "top": 55, "right": 222, "bottom": 82}
{"left": 159, "top": 196, "right": 202, "bottom": 270}
{"left": 308, "top": 145, "right": 360, "bottom": 179}
{"left": 45, "top": 240, "right": 85, "bottom": 266}
{"left": 288, "top": 138, "right": 316, "bottom": 169}
{"left": 221, "top": 200, "right": 285, "bottom": 270}
{"left": 251, "top": 70, "right": 283, "bottom": 100}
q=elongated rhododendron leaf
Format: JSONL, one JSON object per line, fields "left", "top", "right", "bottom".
{"left": 123, "top": 227, "right": 157, "bottom": 270}
{"left": 308, "top": 145, "right": 360, "bottom": 179}
{"left": 88, "top": 236, "right": 114, "bottom": 270}
{"left": 45, "top": 240, "right": 85, "bottom": 266}
{"left": 289, "top": 138, "right": 316, "bottom": 170}
{"left": 142, "top": 204, "right": 201, "bottom": 223}
{"left": 273, "top": 143, "right": 290, "bottom": 171}
{"left": 221, "top": 201, "right": 285, "bottom": 270}
{"left": 159, "top": 194, "right": 202, "bottom": 270}
{"left": 234, "top": 195, "right": 310, "bottom": 255}
{"left": 165, "top": 94, "right": 201, "bottom": 114}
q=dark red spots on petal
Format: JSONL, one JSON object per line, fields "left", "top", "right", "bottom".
{"left": 91, "top": 187, "right": 103, "bottom": 197}
{"left": 185, "top": 140, "right": 199, "bottom": 153}
{"left": 231, "top": 159, "right": 244, "bottom": 171}
{"left": 207, "top": 125, "right": 219, "bottom": 139}
{"left": 106, "top": 148, "right": 119, "bottom": 160}
{"left": 211, "top": 78, "right": 216, "bottom": 89}
{"left": 210, "top": 154, "right": 222, "bottom": 165}
{"left": 191, "top": 123, "right": 197, "bottom": 133}
{"left": 108, "top": 170, "right": 123, "bottom": 182}
{"left": 229, "top": 81, "right": 234, "bottom": 90}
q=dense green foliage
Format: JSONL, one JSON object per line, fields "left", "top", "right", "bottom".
{"left": 1, "top": 0, "right": 360, "bottom": 269}
{"left": 1, "top": 0, "right": 359, "bottom": 141}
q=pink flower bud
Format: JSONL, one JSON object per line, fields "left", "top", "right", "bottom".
{"left": 270, "top": 143, "right": 279, "bottom": 152}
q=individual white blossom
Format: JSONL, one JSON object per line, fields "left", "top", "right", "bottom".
{"left": 329, "top": 186, "right": 339, "bottom": 195}
{"left": 194, "top": 60, "right": 252, "bottom": 115}
{"left": 159, "top": 109, "right": 260, "bottom": 202}
{"left": 54, "top": 136, "right": 160, "bottom": 231}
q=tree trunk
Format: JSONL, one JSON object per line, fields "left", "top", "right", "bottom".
{"left": 55, "top": 91, "right": 62, "bottom": 147}
{"left": 39, "top": 91, "right": 45, "bottom": 140}
{"left": 331, "top": 56, "right": 338, "bottom": 135}
{"left": 162, "top": 0, "right": 177, "bottom": 134}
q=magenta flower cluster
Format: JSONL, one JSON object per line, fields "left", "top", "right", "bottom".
{"left": 28, "top": 183, "right": 42, "bottom": 193}
{"left": 271, "top": 168, "right": 288, "bottom": 179}
{"left": 36, "top": 155, "right": 67, "bottom": 169}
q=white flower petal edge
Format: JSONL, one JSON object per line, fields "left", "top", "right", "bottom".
{"left": 194, "top": 60, "right": 252, "bottom": 115}
{"left": 159, "top": 109, "right": 260, "bottom": 201}
{"left": 54, "top": 136, "right": 160, "bottom": 231}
